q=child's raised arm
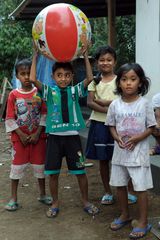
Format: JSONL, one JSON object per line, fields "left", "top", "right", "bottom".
{"left": 82, "top": 45, "right": 94, "bottom": 89}
{"left": 29, "top": 51, "right": 42, "bottom": 91}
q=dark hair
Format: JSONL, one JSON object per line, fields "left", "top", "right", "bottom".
{"left": 115, "top": 63, "right": 150, "bottom": 96}
{"left": 15, "top": 58, "right": 31, "bottom": 75}
{"left": 52, "top": 62, "right": 74, "bottom": 74}
{"left": 94, "top": 45, "right": 117, "bottom": 61}
{"left": 94, "top": 46, "right": 117, "bottom": 85}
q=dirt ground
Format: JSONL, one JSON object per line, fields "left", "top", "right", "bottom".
{"left": 0, "top": 121, "right": 160, "bottom": 240}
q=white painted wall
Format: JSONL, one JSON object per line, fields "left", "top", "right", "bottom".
{"left": 136, "top": 0, "right": 160, "bottom": 99}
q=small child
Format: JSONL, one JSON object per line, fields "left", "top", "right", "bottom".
{"left": 106, "top": 63, "right": 156, "bottom": 239}
{"left": 150, "top": 92, "right": 160, "bottom": 155}
{"left": 5, "top": 59, "right": 52, "bottom": 211}
{"left": 29, "top": 46, "right": 99, "bottom": 218}
{"left": 85, "top": 46, "right": 117, "bottom": 205}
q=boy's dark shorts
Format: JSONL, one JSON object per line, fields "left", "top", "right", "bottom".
{"left": 85, "top": 120, "right": 114, "bottom": 161}
{"left": 44, "top": 134, "right": 86, "bottom": 175}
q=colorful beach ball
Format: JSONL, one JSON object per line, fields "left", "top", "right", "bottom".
{"left": 32, "top": 3, "right": 91, "bottom": 62}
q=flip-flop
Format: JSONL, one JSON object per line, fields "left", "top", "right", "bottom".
{"left": 84, "top": 204, "right": 99, "bottom": 216}
{"left": 46, "top": 207, "right": 59, "bottom": 218}
{"left": 129, "top": 223, "right": 152, "bottom": 239}
{"left": 110, "top": 218, "right": 132, "bottom": 231}
{"left": 5, "top": 200, "right": 20, "bottom": 211}
{"left": 128, "top": 193, "right": 137, "bottom": 205}
{"left": 37, "top": 195, "right": 52, "bottom": 205}
{"left": 101, "top": 194, "right": 114, "bottom": 205}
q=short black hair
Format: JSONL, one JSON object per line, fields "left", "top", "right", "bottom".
{"left": 15, "top": 58, "right": 31, "bottom": 75}
{"left": 94, "top": 46, "right": 117, "bottom": 85}
{"left": 52, "top": 62, "right": 74, "bottom": 74}
{"left": 115, "top": 63, "right": 150, "bottom": 96}
{"left": 94, "top": 45, "right": 117, "bottom": 62}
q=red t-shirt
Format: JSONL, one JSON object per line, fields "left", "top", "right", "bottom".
{"left": 5, "top": 87, "right": 46, "bottom": 141}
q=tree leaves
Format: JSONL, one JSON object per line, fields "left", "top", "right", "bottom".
{"left": 89, "top": 16, "right": 135, "bottom": 69}
{"left": 116, "top": 16, "right": 135, "bottom": 68}
{"left": 0, "top": 0, "right": 32, "bottom": 82}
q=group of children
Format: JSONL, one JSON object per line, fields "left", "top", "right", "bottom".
{"left": 5, "top": 43, "right": 158, "bottom": 239}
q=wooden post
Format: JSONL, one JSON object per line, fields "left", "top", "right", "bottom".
{"left": 0, "top": 78, "right": 8, "bottom": 105}
{"left": 107, "top": 0, "right": 116, "bottom": 48}
{"left": 0, "top": 77, "right": 12, "bottom": 120}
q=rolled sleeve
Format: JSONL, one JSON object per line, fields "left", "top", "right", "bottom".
{"left": 5, "top": 119, "right": 19, "bottom": 133}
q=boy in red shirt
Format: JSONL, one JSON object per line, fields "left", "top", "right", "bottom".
{"left": 5, "top": 58, "right": 52, "bottom": 211}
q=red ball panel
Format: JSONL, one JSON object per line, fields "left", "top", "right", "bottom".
{"left": 45, "top": 6, "right": 78, "bottom": 62}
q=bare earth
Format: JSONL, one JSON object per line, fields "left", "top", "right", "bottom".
{"left": 0, "top": 121, "right": 159, "bottom": 240}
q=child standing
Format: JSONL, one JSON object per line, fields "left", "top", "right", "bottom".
{"left": 5, "top": 59, "right": 52, "bottom": 211}
{"left": 106, "top": 63, "right": 156, "bottom": 239}
{"left": 85, "top": 46, "right": 117, "bottom": 205}
{"left": 29, "top": 47, "right": 99, "bottom": 218}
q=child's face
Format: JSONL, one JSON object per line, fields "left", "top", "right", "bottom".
{"left": 119, "top": 69, "right": 141, "bottom": 97}
{"left": 97, "top": 53, "right": 116, "bottom": 74}
{"left": 16, "top": 66, "right": 32, "bottom": 89}
{"left": 53, "top": 68, "right": 73, "bottom": 88}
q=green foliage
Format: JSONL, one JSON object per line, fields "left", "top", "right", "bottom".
{"left": 116, "top": 16, "right": 135, "bottom": 68}
{"left": 89, "top": 15, "right": 135, "bottom": 69}
{"left": 0, "top": 0, "right": 32, "bottom": 82}
{"left": 89, "top": 18, "right": 108, "bottom": 55}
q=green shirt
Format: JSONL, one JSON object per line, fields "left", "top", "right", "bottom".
{"left": 42, "top": 81, "right": 87, "bottom": 133}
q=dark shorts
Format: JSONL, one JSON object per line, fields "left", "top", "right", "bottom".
{"left": 85, "top": 120, "right": 114, "bottom": 161}
{"left": 45, "top": 134, "right": 86, "bottom": 175}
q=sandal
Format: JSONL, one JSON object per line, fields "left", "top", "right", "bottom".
{"left": 5, "top": 200, "right": 20, "bottom": 211}
{"left": 129, "top": 223, "right": 152, "bottom": 239}
{"left": 101, "top": 194, "right": 114, "bottom": 205}
{"left": 110, "top": 218, "right": 132, "bottom": 231}
{"left": 128, "top": 193, "right": 137, "bottom": 205}
{"left": 38, "top": 195, "right": 52, "bottom": 205}
{"left": 84, "top": 203, "right": 99, "bottom": 216}
{"left": 46, "top": 207, "right": 59, "bottom": 218}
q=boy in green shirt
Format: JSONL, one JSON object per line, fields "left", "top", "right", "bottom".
{"left": 30, "top": 46, "right": 99, "bottom": 218}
